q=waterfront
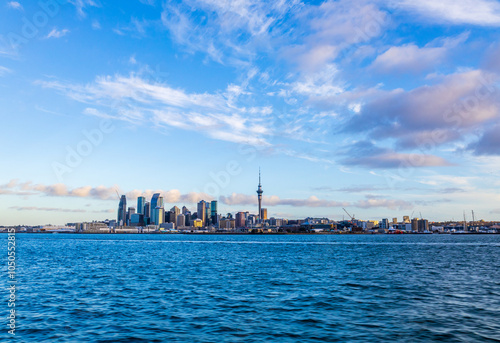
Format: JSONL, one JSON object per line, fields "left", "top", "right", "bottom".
{"left": 5, "top": 234, "right": 500, "bottom": 342}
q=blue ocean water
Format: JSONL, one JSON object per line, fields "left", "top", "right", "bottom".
{"left": 3, "top": 234, "right": 500, "bottom": 342}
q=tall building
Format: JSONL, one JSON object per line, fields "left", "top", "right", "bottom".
{"left": 205, "top": 202, "right": 210, "bottom": 226}
{"left": 154, "top": 207, "right": 164, "bottom": 225}
{"left": 185, "top": 212, "right": 192, "bottom": 226}
{"left": 144, "top": 202, "right": 150, "bottom": 223}
{"left": 182, "top": 206, "right": 189, "bottom": 215}
{"left": 117, "top": 195, "right": 127, "bottom": 226}
{"left": 418, "top": 219, "right": 429, "bottom": 232}
{"left": 256, "top": 168, "right": 263, "bottom": 223}
{"left": 137, "top": 196, "right": 145, "bottom": 215}
{"left": 151, "top": 193, "right": 163, "bottom": 224}
{"left": 171, "top": 206, "right": 181, "bottom": 218}
{"left": 260, "top": 208, "right": 268, "bottom": 221}
{"left": 211, "top": 200, "right": 218, "bottom": 225}
{"left": 197, "top": 200, "right": 206, "bottom": 227}
{"left": 176, "top": 214, "right": 185, "bottom": 228}
{"left": 411, "top": 218, "right": 419, "bottom": 232}
{"left": 127, "top": 207, "right": 136, "bottom": 226}
{"left": 380, "top": 218, "right": 389, "bottom": 229}
{"left": 235, "top": 212, "right": 246, "bottom": 228}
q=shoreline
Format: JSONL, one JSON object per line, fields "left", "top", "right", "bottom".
{"left": 2, "top": 231, "right": 499, "bottom": 235}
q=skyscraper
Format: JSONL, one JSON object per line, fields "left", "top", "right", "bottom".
{"left": 197, "top": 200, "right": 206, "bottom": 227}
{"left": 260, "top": 208, "right": 267, "bottom": 221}
{"left": 127, "top": 207, "right": 136, "bottom": 226}
{"left": 176, "top": 214, "right": 185, "bottom": 228}
{"left": 205, "top": 201, "right": 210, "bottom": 225}
{"left": 117, "top": 195, "right": 127, "bottom": 226}
{"left": 137, "top": 196, "right": 145, "bottom": 215}
{"left": 151, "top": 193, "right": 164, "bottom": 225}
{"left": 144, "top": 201, "right": 150, "bottom": 223}
{"left": 235, "top": 212, "right": 246, "bottom": 228}
{"left": 211, "top": 200, "right": 218, "bottom": 225}
{"left": 171, "top": 206, "right": 180, "bottom": 218}
{"left": 256, "top": 168, "right": 263, "bottom": 223}
{"left": 154, "top": 206, "right": 164, "bottom": 225}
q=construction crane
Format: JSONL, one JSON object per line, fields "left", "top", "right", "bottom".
{"left": 115, "top": 189, "right": 121, "bottom": 200}
{"left": 342, "top": 208, "right": 355, "bottom": 221}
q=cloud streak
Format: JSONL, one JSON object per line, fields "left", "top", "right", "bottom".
{"left": 45, "top": 28, "right": 70, "bottom": 39}
{"left": 396, "top": 0, "right": 500, "bottom": 27}
{"left": 37, "top": 74, "right": 273, "bottom": 147}
{"left": 219, "top": 192, "right": 413, "bottom": 210}
{"left": 0, "top": 66, "right": 12, "bottom": 76}
{"left": 9, "top": 206, "right": 86, "bottom": 213}
{"left": 2, "top": 180, "right": 414, "bottom": 211}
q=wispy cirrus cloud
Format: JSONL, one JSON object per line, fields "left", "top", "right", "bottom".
{"left": 45, "top": 28, "right": 70, "bottom": 39}
{"left": 395, "top": 0, "right": 500, "bottom": 27}
{"left": 0, "top": 66, "right": 12, "bottom": 76}
{"left": 69, "top": 0, "right": 98, "bottom": 18}
{"left": 161, "top": 0, "right": 299, "bottom": 65}
{"left": 36, "top": 74, "right": 273, "bottom": 146}
{"left": 284, "top": 0, "right": 388, "bottom": 71}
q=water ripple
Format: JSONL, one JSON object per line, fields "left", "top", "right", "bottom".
{"left": 4, "top": 233, "right": 500, "bottom": 342}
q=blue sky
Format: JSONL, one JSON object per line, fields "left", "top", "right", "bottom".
{"left": 1, "top": 0, "right": 500, "bottom": 225}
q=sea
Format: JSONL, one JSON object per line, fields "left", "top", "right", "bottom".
{"left": 3, "top": 233, "right": 500, "bottom": 342}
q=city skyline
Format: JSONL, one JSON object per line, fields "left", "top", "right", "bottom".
{"left": 1, "top": 1, "right": 500, "bottom": 225}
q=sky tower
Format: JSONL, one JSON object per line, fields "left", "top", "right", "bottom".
{"left": 257, "top": 168, "right": 263, "bottom": 223}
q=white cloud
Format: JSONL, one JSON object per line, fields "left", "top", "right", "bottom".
{"left": 283, "top": 0, "right": 388, "bottom": 71}
{"left": 396, "top": 0, "right": 500, "bottom": 26}
{"left": 353, "top": 198, "right": 413, "bottom": 210}
{"left": 220, "top": 192, "right": 413, "bottom": 210}
{"left": 419, "top": 175, "right": 475, "bottom": 187}
{"left": 342, "top": 69, "right": 500, "bottom": 151}
{"left": 91, "top": 20, "right": 101, "bottom": 30}
{"left": 0, "top": 180, "right": 213, "bottom": 204}
{"left": 45, "top": 28, "right": 70, "bottom": 39}
{"left": 0, "top": 66, "right": 12, "bottom": 76}
{"left": 7, "top": 1, "right": 23, "bottom": 10}
{"left": 36, "top": 74, "right": 274, "bottom": 146}
{"left": 370, "top": 33, "right": 469, "bottom": 73}
{"left": 371, "top": 44, "right": 447, "bottom": 73}
{"left": 161, "top": 0, "right": 299, "bottom": 65}
{"left": 344, "top": 152, "right": 454, "bottom": 169}
{"left": 10, "top": 206, "right": 86, "bottom": 213}
{"left": 289, "top": 64, "right": 344, "bottom": 98}
{"left": 69, "top": 0, "right": 98, "bottom": 18}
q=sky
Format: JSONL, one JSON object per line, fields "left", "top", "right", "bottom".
{"left": 1, "top": 0, "right": 500, "bottom": 226}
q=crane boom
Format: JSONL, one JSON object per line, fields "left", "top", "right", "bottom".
{"left": 342, "top": 208, "right": 354, "bottom": 220}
